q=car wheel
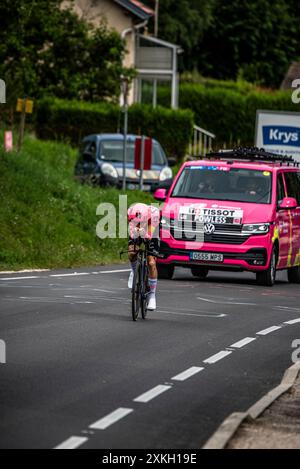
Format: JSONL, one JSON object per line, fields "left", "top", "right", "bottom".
{"left": 191, "top": 266, "right": 209, "bottom": 279}
{"left": 88, "top": 174, "right": 98, "bottom": 185}
{"left": 157, "top": 264, "right": 174, "bottom": 280}
{"left": 288, "top": 265, "right": 300, "bottom": 283}
{"left": 256, "top": 247, "right": 277, "bottom": 287}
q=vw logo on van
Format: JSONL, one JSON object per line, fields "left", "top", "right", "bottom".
{"left": 204, "top": 223, "right": 215, "bottom": 234}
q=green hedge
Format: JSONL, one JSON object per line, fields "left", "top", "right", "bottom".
{"left": 36, "top": 99, "right": 194, "bottom": 159}
{"left": 36, "top": 85, "right": 299, "bottom": 152}
{"left": 156, "top": 81, "right": 300, "bottom": 147}
{"left": 179, "top": 84, "right": 300, "bottom": 146}
{"left": 181, "top": 73, "right": 257, "bottom": 94}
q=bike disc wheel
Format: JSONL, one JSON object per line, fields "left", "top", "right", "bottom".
{"left": 141, "top": 265, "right": 149, "bottom": 320}
{"left": 131, "top": 265, "right": 141, "bottom": 321}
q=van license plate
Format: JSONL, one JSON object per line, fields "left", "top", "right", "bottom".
{"left": 190, "top": 252, "right": 224, "bottom": 262}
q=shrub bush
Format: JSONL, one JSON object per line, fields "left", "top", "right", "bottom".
{"left": 179, "top": 84, "right": 300, "bottom": 146}
{"left": 36, "top": 99, "right": 194, "bottom": 159}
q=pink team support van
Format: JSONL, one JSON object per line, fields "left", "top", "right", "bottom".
{"left": 154, "top": 148, "right": 300, "bottom": 286}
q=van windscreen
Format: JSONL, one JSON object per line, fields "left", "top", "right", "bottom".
{"left": 100, "top": 140, "right": 165, "bottom": 165}
{"left": 172, "top": 166, "right": 272, "bottom": 204}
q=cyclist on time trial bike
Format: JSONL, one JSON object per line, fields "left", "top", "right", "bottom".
{"left": 127, "top": 203, "right": 160, "bottom": 311}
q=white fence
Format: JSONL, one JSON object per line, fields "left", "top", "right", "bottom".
{"left": 189, "top": 125, "right": 216, "bottom": 157}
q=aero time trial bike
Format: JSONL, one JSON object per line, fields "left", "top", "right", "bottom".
{"left": 121, "top": 238, "right": 162, "bottom": 321}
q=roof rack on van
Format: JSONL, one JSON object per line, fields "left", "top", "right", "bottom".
{"left": 206, "top": 147, "right": 299, "bottom": 166}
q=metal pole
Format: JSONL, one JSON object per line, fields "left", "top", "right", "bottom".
{"left": 17, "top": 98, "right": 26, "bottom": 152}
{"left": 122, "top": 106, "right": 128, "bottom": 191}
{"left": 121, "top": 78, "right": 129, "bottom": 191}
{"left": 154, "top": 0, "right": 159, "bottom": 37}
{"left": 139, "top": 135, "right": 145, "bottom": 191}
{"left": 153, "top": 79, "right": 157, "bottom": 108}
{"left": 171, "top": 49, "right": 177, "bottom": 109}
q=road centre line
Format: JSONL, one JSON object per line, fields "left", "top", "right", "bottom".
{"left": 89, "top": 408, "right": 134, "bottom": 430}
{"left": 203, "top": 350, "right": 232, "bottom": 364}
{"left": 230, "top": 337, "right": 256, "bottom": 349}
{"left": 134, "top": 385, "right": 172, "bottom": 403}
{"left": 54, "top": 436, "right": 88, "bottom": 450}
{"left": 256, "top": 325, "right": 282, "bottom": 335}
{"left": 172, "top": 367, "right": 204, "bottom": 382}
{"left": 284, "top": 318, "right": 300, "bottom": 325}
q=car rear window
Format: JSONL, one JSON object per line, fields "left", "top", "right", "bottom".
{"left": 172, "top": 166, "right": 273, "bottom": 204}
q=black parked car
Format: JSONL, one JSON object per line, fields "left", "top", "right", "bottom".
{"left": 74, "top": 133, "right": 175, "bottom": 192}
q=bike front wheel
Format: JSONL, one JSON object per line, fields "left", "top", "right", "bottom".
{"left": 132, "top": 264, "right": 141, "bottom": 321}
{"left": 141, "top": 263, "right": 149, "bottom": 320}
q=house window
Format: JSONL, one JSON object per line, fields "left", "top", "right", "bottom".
{"left": 139, "top": 77, "right": 173, "bottom": 107}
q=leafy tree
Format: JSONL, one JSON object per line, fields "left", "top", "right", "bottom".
{"left": 145, "top": 0, "right": 300, "bottom": 88}
{"left": 0, "top": 0, "right": 129, "bottom": 108}
{"left": 198, "top": 0, "right": 299, "bottom": 87}
{"left": 144, "top": 0, "right": 214, "bottom": 70}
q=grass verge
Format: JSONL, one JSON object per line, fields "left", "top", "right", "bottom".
{"left": 0, "top": 135, "right": 154, "bottom": 270}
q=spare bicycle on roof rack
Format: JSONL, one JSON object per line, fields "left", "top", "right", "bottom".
{"left": 154, "top": 146, "right": 300, "bottom": 287}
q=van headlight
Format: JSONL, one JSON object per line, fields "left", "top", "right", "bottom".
{"left": 242, "top": 223, "right": 270, "bottom": 234}
{"left": 101, "top": 163, "right": 118, "bottom": 179}
{"left": 159, "top": 167, "right": 172, "bottom": 182}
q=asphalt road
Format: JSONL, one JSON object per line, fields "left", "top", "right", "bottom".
{"left": 0, "top": 265, "right": 300, "bottom": 449}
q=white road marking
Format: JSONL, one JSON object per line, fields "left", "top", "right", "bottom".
{"left": 275, "top": 306, "right": 300, "bottom": 312}
{"left": 284, "top": 318, "right": 300, "bottom": 325}
{"left": 54, "top": 436, "right": 88, "bottom": 449}
{"left": 134, "top": 385, "right": 171, "bottom": 403}
{"left": 157, "top": 309, "right": 226, "bottom": 318}
{"left": 50, "top": 272, "right": 90, "bottom": 277}
{"left": 197, "top": 296, "right": 256, "bottom": 306}
{"left": 256, "top": 325, "right": 282, "bottom": 335}
{"left": 172, "top": 367, "right": 204, "bottom": 382}
{"left": 0, "top": 276, "right": 40, "bottom": 281}
{"left": 203, "top": 350, "right": 232, "bottom": 364}
{"left": 99, "top": 269, "right": 131, "bottom": 274}
{"left": 0, "top": 269, "right": 49, "bottom": 274}
{"left": 8, "top": 295, "right": 130, "bottom": 305}
{"left": 230, "top": 337, "right": 256, "bottom": 349}
{"left": 197, "top": 297, "right": 218, "bottom": 303}
{"left": 89, "top": 408, "right": 133, "bottom": 430}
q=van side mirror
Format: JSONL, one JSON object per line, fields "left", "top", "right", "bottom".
{"left": 154, "top": 188, "right": 167, "bottom": 201}
{"left": 279, "top": 197, "right": 298, "bottom": 210}
{"left": 83, "top": 151, "right": 95, "bottom": 162}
